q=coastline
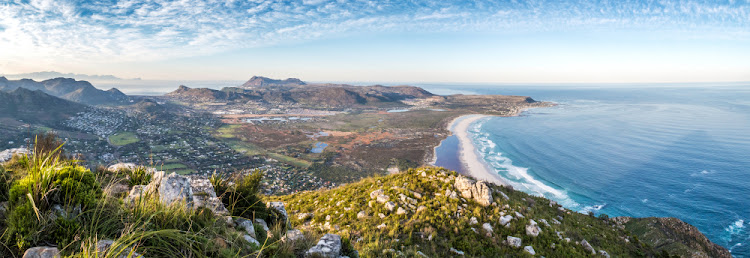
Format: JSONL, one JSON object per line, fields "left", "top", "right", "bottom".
{"left": 440, "top": 114, "right": 508, "bottom": 186}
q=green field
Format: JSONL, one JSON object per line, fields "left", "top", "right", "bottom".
{"left": 215, "top": 124, "right": 241, "bottom": 138}
{"left": 109, "top": 132, "right": 139, "bottom": 146}
{"left": 268, "top": 153, "right": 312, "bottom": 168}
{"left": 159, "top": 163, "right": 188, "bottom": 170}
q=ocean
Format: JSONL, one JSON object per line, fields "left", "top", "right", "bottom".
{"left": 427, "top": 83, "right": 750, "bottom": 257}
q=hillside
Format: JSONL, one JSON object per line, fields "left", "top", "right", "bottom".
{"left": 167, "top": 77, "right": 434, "bottom": 108}
{"left": 0, "top": 88, "right": 87, "bottom": 124}
{"left": 273, "top": 167, "right": 730, "bottom": 257}
{"left": 0, "top": 77, "right": 129, "bottom": 105}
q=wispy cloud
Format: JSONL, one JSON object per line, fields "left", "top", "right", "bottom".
{"left": 0, "top": 0, "right": 748, "bottom": 69}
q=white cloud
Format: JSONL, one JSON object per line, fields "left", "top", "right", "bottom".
{"left": 0, "top": 0, "right": 748, "bottom": 73}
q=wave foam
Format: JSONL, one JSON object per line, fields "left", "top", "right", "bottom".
{"left": 581, "top": 204, "right": 607, "bottom": 214}
{"left": 468, "top": 126, "right": 579, "bottom": 209}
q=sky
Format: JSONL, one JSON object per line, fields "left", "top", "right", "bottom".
{"left": 0, "top": 0, "right": 749, "bottom": 83}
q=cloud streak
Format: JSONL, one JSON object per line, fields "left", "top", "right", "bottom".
{"left": 0, "top": 0, "right": 748, "bottom": 68}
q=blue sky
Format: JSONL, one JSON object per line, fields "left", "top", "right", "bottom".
{"left": 0, "top": 0, "right": 748, "bottom": 83}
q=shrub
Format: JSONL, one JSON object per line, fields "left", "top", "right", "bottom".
{"left": 213, "top": 170, "right": 269, "bottom": 221}
{"left": 123, "top": 167, "right": 152, "bottom": 187}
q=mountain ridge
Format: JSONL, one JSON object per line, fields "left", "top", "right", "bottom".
{"left": 0, "top": 77, "right": 129, "bottom": 105}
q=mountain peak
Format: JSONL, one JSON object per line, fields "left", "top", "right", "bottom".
{"left": 241, "top": 76, "right": 305, "bottom": 88}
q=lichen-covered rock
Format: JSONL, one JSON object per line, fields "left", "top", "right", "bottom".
{"left": 526, "top": 219, "right": 541, "bottom": 237}
{"left": 454, "top": 176, "right": 474, "bottom": 199}
{"left": 298, "top": 212, "right": 314, "bottom": 221}
{"left": 158, "top": 172, "right": 193, "bottom": 206}
{"left": 190, "top": 177, "right": 228, "bottom": 215}
{"left": 23, "top": 246, "right": 60, "bottom": 258}
{"left": 469, "top": 217, "right": 479, "bottom": 225}
{"left": 396, "top": 207, "right": 407, "bottom": 215}
{"left": 507, "top": 236, "right": 522, "bottom": 248}
{"left": 416, "top": 205, "right": 427, "bottom": 213}
{"left": 376, "top": 194, "right": 390, "bottom": 204}
{"left": 305, "top": 234, "right": 342, "bottom": 258}
{"left": 267, "top": 201, "right": 289, "bottom": 226}
{"left": 472, "top": 181, "right": 493, "bottom": 207}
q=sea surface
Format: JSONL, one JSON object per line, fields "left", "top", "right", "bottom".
{"left": 427, "top": 83, "right": 750, "bottom": 257}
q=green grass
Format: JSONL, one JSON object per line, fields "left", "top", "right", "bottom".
{"left": 171, "top": 169, "right": 196, "bottom": 175}
{"left": 109, "top": 132, "right": 139, "bottom": 146}
{"left": 159, "top": 163, "right": 188, "bottom": 170}
{"left": 215, "top": 125, "right": 242, "bottom": 139}
{"left": 267, "top": 153, "right": 312, "bottom": 168}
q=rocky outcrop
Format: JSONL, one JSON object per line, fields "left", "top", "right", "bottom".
{"left": 236, "top": 218, "right": 256, "bottom": 238}
{"left": 305, "top": 234, "right": 342, "bottom": 258}
{"left": 619, "top": 217, "right": 731, "bottom": 258}
{"left": 95, "top": 239, "right": 142, "bottom": 258}
{"left": 0, "top": 147, "right": 28, "bottom": 163}
{"left": 22, "top": 247, "right": 59, "bottom": 258}
{"left": 453, "top": 176, "right": 493, "bottom": 207}
{"left": 267, "top": 202, "right": 288, "bottom": 227}
{"left": 581, "top": 239, "right": 596, "bottom": 255}
{"left": 125, "top": 172, "right": 228, "bottom": 215}
{"left": 282, "top": 229, "right": 305, "bottom": 243}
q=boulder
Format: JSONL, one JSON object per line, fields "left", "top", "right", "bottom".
{"left": 305, "top": 234, "right": 342, "bottom": 258}
{"left": 107, "top": 163, "right": 137, "bottom": 172}
{"left": 236, "top": 218, "right": 256, "bottom": 238}
{"left": 22, "top": 247, "right": 60, "bottom": 258}
{"left": 498, "top": 191, "right": 510, "bottom": 200}
{"left": 471, "top": 181, "right": 493, "bottom": 207}
{"left": 454, "top": 176, "right": 475, "bottom": 199}
{"left": 267, "top": 201, "right": 288, "bottom": 226}
{"left": 282, "top": 229, "right": 304, "bottom": 243}
{"left": 449, "top": 247, "right": 465, "bottom": 256}
{"left": 396, "top": 207, "right": 407, "bottom": 215}
{"left": 298, "top": 213, "right": 314, "bottom": 221}
{"left": 191, "top": 177, "right": 228, "bottom": 215}
{"left": 599, "top": 250, "right": 611, "bottom": 258}
{"left": 0, "top": 147, "right": 28, "bottom": 163}
{"left": 376, "top": 194, "right": 390, "bottom": 204}
{"left": 499, "top": 215, "right": 513, "bottom": 226}
{"left": 357, "top": 210, "right": 368, "bottom": 219}
{"left": 524, "top": 246, "right": 536, "bottom": 255}
{"left": 482, "top": 223, "right": 494, "bottom": 237}
{"left": 384, "top": 201, "right": 396, "bottom": 211}
{"left": 255, "top": 219, "right": 269, "bottom": 232}
{"left": 370, "top": 189, "right": 384, "bottom": 199}
{"left": 526, "top": 220, "right": 541, "bottom": 237}
{"left": 469, "top": 217, "right": 479, "bottom": 225}
{"left": 158, "top": 173, "right": 193, "bottom": 206}
{"left": 244, "top": 234, "right": 260, "bottom": 246}
{"left": 416, "top": 205, "right": 427, "bottom": 213}
{"left": 581, "top": 239, "right": 596, "bottom": 254}
{"left": 507, "top": 236, "right": 522, "bottom": 248}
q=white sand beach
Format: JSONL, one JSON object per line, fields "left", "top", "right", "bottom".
{"left": 449, "top": 115, "right": 508, "bottom": 186}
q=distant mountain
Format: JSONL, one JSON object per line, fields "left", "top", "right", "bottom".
{"left": 167, "top": 76, "right": 434, "bottom": 108}
{"left": 1, "top": 71, "right": 140, "bottom": 81}
{"left": 0, "top": 87, "right": 87, "bottom": 124}
{"left": 241, "top": 76, "right": 305, "bottom": 88}
{"left": 0, "top": 77, "right": 129, "bottom": 105}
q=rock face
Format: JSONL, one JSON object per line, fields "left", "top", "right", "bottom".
{"left": 620, "top": 217, "right": 732, "bottom": 258}
{"left": 107, "top": 163, "right": 137, "bottom": 172}
{"left": 507, "top": 236, "right": 522, "bottom": 248}
{"left": 22, "top": 247, "right": 59, "bottom": 258}
{"left": 126, "top": 172, "right": 228, "bottom": 215}
{"left": 158, "top": 173, "right": 193, "bottom": 206}
{"left": 305, "top": 234, "right": 342, "bottom": 258}
{"left": 453, "top": 176, "right": 493, "bottom": 207}
{"left": 236, "top": 218, "right": 256, "bottom": 238}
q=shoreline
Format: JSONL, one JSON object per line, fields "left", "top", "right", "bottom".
{"left": 440, "top": 114, "right": 508, "bottom": 186}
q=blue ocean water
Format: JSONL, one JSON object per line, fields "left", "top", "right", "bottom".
{"left": 427, "top": 84, "right": 750, "bottom": 256}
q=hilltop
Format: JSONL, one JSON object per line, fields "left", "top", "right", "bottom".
{"left": 0, "top": 77, "right": 129, "bottom": 105}
{"left": 0, "top": 88, "right": 86, "bottom": 124}
{"left": 273, "top": 166, "right": 730, "bottom": 257}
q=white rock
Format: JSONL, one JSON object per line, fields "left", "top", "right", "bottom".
{"left": 599, "top": 250, "right": 611, "bottom": 258}
{"left": 499, "top": 215, "right": 513, "bottom": 226}
{"left": 396, "top": 207, "right": 407, "bottom": 215}
{"left": 254, "top": 219, "right": 269, "bottom": 232}
{"left": 377, "top": 223, "right": 387, "bottom": 229}
{"left": 23, "top": 246, "right": 59, "bottom": 258}
{"left": 524, "top": 246, "right": 536, "bottom": 255}
{"left": 244, "top": 235, "right": 260, "bottom": 246}
{"left": 236, "top": 218, "right": 256, "bottom": 238}
{"left": 449, "top": 247, "right": 465, "bottom": 256}
{"left": 267, "top": 202, "right": 288, "bottom": 226}
{"left": 469, "top": 217, "right": 479, "bottom": 225}
{"left": 376, "top": 194, "right": 390, "bottom": 204}
{"left": 282, "top": 229, "right": 304, "bottom": 243}
{"left": 507, "top": 236, "right": 522, "bottom": 248}
{"left": 384, "top": 201, "right": 397, "bottom": 211}
{"left": 581, "top": 239, "right": 596, "bottom": 254}
{"left": 357, "top": 210, "right": 367, "bottom": 219}
{"left": 417, "top": 205, "right": 427, "bottom": 213}
{"left": 526, "top": 220, "right": 541, "bottom": 237}
{"left": 482, "top": 223, "right": 494, "bottom": 236}
{"left": 305, "top": 234, "right": 342, "bottom": 258}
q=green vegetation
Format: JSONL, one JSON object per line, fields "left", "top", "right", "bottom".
{"left": 211, "top": 170, "right": 271, "bottom": 221}
{"left": 274, "top": 167, "right": 666, "bottom": 257}
{"left": 109, "top": 132, "right": 139, "bottom": 146}
{"left": 215, "top": 124, "right": 241, "bottom": 138}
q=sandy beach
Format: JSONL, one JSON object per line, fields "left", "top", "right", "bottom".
{"left": 447, "top": 115, "right": 508, "bottom": 186}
